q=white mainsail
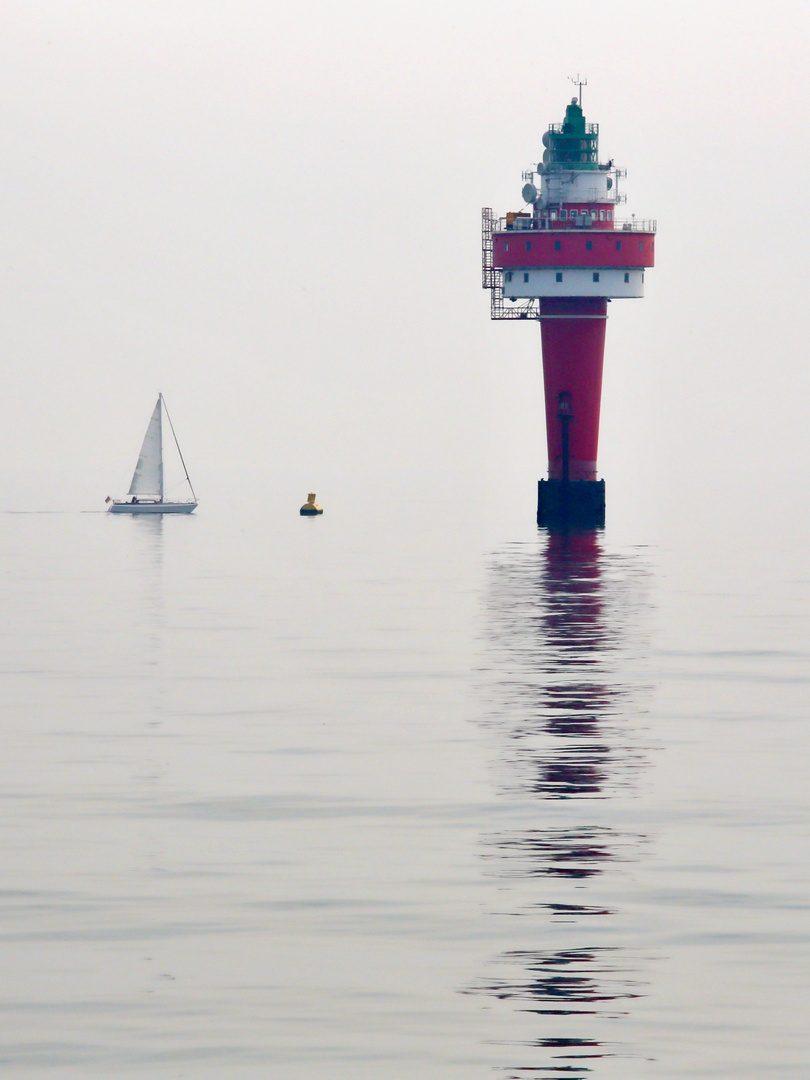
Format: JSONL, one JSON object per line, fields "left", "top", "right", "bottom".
{"left": 127, "top": 396, "right": 163, "bottom": 501}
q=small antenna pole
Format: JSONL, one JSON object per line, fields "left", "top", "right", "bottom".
{"left": 568, "top": 73, "right": 587, "bottom": 108}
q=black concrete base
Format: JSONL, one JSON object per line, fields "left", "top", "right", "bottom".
{"left": 537, "top": 479, "right": 605, "bottom": 529}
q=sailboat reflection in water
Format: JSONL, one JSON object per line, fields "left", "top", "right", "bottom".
{"left": 108, "top": 394, "right": 198, "bottom": 514}
{"left": 470, "top": 530, "right": 653, "bottom": 1077}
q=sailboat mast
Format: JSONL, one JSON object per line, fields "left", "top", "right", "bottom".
{"left": 157, "top": 394, "right": 164, "bottom": 502}
{"left": 160, "top": 393, "right": 197, "bottom": 502}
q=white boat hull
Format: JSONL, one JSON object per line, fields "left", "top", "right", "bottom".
{"left": 108, "top": 501, "right": 197, "bottom": 514}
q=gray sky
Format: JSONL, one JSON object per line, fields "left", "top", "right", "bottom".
{"left": 2, "top": 0, "right": 808, "bottom": 526}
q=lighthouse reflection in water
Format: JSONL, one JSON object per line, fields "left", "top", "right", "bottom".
{"left": 472, "top": 529, "right": 654, "bottom": 1077}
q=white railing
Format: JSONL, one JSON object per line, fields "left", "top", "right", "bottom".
{"left": 495, "top": 215, "right": 656, "bottom": 233}
{"left": 616, "top": 218, "right": 657, "bottom": 232}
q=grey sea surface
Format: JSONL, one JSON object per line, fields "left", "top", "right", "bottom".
{"left": 1, "top": 494, "right": 809, "bottom": 1078}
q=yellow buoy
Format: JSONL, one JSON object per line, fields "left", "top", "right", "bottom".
{"left": 300, "top": 493, "right": 323, "bottom": 516}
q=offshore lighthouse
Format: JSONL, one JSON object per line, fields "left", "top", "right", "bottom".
{"left": 482, "top": 89, "right": 655, "bottom": 527}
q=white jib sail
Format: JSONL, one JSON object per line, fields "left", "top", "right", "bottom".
{"left": 127, "top": 397, "right": 163, "bottom": 501}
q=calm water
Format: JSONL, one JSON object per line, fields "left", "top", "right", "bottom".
{"left": 1, "top": 494, "right": 809, "bottom": 1078}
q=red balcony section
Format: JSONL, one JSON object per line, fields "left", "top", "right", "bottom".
{"left": 494, "top": 231, "right": 655, "bottom": 270}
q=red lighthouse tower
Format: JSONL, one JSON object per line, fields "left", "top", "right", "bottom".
{"left": 483, "top": 91, "right": 655, "bottom": 527}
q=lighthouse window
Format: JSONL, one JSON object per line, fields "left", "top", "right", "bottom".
{"left": 615, "top": 240, "right": 622, "bottom": 251}
{"left": 505, "top": 272, "right": 513, "bottom": 282}
{"left": 560, "top": 210, "right": 567, "bottom": 219}
{"left": 554, "top": 240, "right": 561, "bottom": 251}
{"left": 555, "top": 272, "right": 563, "bottom": 282}
{"left": 525, "top": 240, "right": 531, "bottom": 251}
{"left": 624, "top": 272, "right": 630, "bottom": 283}
{"left": 593, "top": 272, "right": 600, "bottom": 282}
{"left": 523, "top": 273, "right": 529, "bottom": 283}
{"left": 504, "top": 242, "right": 508, "bottom": 252}
{"left": 599, "top": 209, "right": 606, "bottom": 221}
{"left": 607, "top": 211, "right": 613, "bottom": 220}
{"left": 639, "top": 241, "right": 644, "bottom": 251}
{"left": 586, "top": 240, "right": 593, "bottom": 251}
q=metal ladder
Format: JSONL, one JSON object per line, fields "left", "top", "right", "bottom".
{"left": 481, "top": 208, "right": 540, "bottom": 321}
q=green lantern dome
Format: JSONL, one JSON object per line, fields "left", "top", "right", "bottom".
{"left": 542, "top": 99, "right": 600, "bottom": 171}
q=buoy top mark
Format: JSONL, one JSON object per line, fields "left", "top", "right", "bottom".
{"left": 300, "top": 493, "right": 323, "bottom": 516}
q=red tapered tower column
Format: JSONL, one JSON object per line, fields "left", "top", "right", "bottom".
{"left": 482, "top": 93, "right": 655, "bottom": 527}
{"left": 539, "top": 297, "right": 607, "bottom": 481}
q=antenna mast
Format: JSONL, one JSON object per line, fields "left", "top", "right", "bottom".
{"left": 568, "top": 73, "right": 587, "bottom": 108}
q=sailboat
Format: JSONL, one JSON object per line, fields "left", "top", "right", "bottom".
{"left": 107, "top": 394, "right": 198, "bottom": 514}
